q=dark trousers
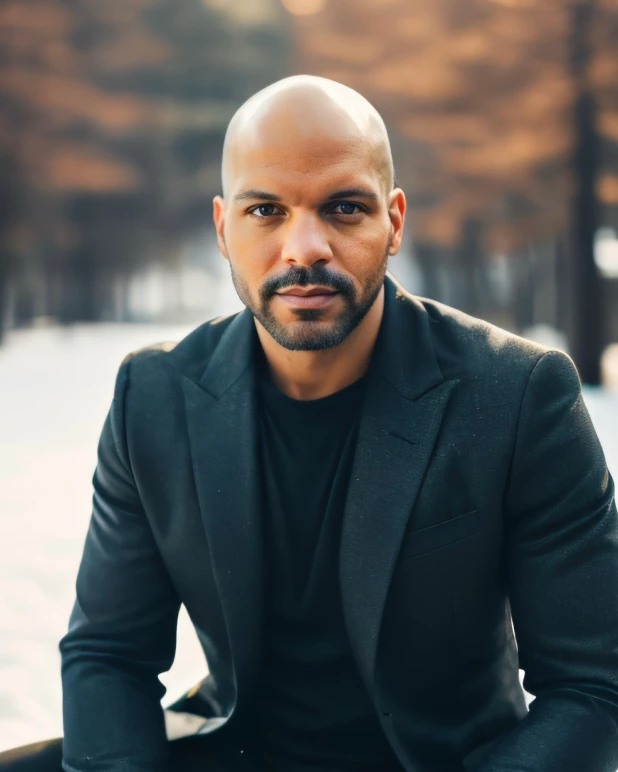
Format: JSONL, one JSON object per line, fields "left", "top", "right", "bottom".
{"left": 0, "top": 735, "right": 263, "bottom": 772}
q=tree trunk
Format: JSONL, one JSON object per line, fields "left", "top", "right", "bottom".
{"left": 415, "top": 241, "right": 442, "bottom": 300}
{"left": 456, "top": 217, "right": 483, "bottom": 316}
{"left": 567, "top": 0, "right": 605, "bottom": 384}
{"left": 512, "top": 247, "right": 534, "bottom": 331}
{"left": 0, "top": 259, "right": 6, "bottom": 345}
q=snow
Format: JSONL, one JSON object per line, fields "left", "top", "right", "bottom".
{"left": 0, "top": 318, "right": 617, "bottom": 753}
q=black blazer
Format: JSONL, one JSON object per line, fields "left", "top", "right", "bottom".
{"left": 60, "top": 276, "right": 618, "bottom": 772}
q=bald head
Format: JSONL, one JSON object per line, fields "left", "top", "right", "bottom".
{"left": 212, "top": 76, "right": 407, "bottom": 358}
{"left": 221, "top": 75, "right": 394, "bottom": 198}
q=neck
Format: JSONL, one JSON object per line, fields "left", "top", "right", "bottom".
{"left": 255, "top": 286, "right": 384, "bottom": 400}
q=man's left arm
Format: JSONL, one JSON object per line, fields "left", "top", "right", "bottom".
{"left": 476, "top": 350, "right": 618, "bottom": 772}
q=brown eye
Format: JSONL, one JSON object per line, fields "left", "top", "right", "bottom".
{"left": 331, "top": 202, "right": 362, "bottom": 215}
{"left": 252, "top": 204, "right": 278, "bottom": 217}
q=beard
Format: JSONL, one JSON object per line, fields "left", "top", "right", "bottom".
{"left": 229, "top": 239, "right": 390, "bottom": 351}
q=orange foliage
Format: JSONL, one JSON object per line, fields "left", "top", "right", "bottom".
{"left": 38, "top": 142, "right": 140, "bottom": 192}
{"left": 0, "top": 71, "right": 152, "bottom": 131}
{"left": 598, "top": 174, "right": 618, "bottom": 204}
{"left": 290, "top": 0, "right": 618, "bottom": 249}
{"left": 0, "top": 1, "right": 72, "bottom": 36}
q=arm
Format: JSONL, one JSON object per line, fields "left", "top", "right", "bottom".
{"left": 474, "top": 350, "right": 618, "bottom": 772}
{"left": 59, "top": 358, "right": 180, "bottom": 772}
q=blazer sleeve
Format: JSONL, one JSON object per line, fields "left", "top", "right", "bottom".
{"left": 474, "top": 350, "right": 618, "bottom": 772}
{"left": 59, "top": 357, "right": 181, "bottom": 772}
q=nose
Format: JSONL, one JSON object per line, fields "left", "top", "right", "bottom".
{"left": 280, "top": 211, "right": 333, "bottom": 268}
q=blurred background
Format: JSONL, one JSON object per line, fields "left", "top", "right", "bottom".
{"left": 1, "top": 0, "right": 618, "bottom": 751}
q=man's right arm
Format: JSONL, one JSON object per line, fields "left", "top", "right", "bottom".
{"left": 59, "top": 358, "right": 181, "bottom": 772}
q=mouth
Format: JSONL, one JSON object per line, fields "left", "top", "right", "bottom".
{"left": 275, "top": 285, "right": 340, "bottom": 309}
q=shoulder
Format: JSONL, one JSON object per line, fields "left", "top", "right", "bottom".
{"left": 119, "top": 311, "right": 241, "bottom": 379}
{"left": 413, "top": 291, "right": 567, "bottom": 380}
{"left": 110, "top": 311, "right": 243, "bottom": 432}
{"left": 393, "top": 287, "right": 578, "bottom": 405}
{"left": 120, "top": 340, "right": 177, "bottom": 365}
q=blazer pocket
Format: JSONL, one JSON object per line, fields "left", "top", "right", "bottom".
{"left": 405, "top": 509, "right": 480, "bottom": 558}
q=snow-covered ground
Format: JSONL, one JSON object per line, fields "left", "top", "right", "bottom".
{"left": 0, "top": 311, "right": 617, "bottom": 752}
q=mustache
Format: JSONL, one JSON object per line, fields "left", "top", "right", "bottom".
{"left": 260, "top": 266, "right": 355, "bottom": 300}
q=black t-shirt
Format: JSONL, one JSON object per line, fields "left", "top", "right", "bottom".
{"left": 238, "top": 371, "right": 402, "bottom": 772}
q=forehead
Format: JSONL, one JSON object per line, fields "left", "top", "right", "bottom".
{"left": 225, "top": 126, "right": 386, "bottom": 200}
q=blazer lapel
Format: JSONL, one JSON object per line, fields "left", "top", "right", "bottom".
{"left": 340, "top": 277, "right": 459, "bottom": 690}
{"left": 179, "top": 278, "right": 457, "bottom": 705}
{"left": 181, "top": 309, "right": 263, "bottom": 710}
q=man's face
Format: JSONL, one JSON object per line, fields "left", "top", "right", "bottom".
{"left": 213, "top": 130, "right": 404, "bottom": 351}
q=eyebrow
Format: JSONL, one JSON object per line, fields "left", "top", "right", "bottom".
{"left": 232, "top": 186, "right": 379, "bottom": 204}
{"left": 233, "top": 189, "right": 282, "bottom": 203}
{"left": 325, "top": 187, "right": 379, "bottom": 202}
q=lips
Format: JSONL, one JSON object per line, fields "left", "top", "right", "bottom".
{"left": 275, "top": 286, "right": 340, "bottom": 309}
{"left": 277, "top": 286, "right": 338, "bottom": 297}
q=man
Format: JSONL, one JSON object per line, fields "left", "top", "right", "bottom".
{"left": 1, "top": 75, "right": 617, "bottom": 772}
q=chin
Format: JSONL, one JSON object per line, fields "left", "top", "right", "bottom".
{"left": 273, "top": 321, "right": 351, "bottom": 352}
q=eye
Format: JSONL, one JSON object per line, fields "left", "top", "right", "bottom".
{"left": 328, "top": 202, "right": 364, "bottom": 216}
{"left": 249, "top": 203, "right": 281, "bottom": 218}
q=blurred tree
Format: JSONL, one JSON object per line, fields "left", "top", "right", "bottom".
{"left": 0, "top": 153, "right": 23, "bottom": 342}
{"left": 567, "top": 0, "right": 603, "bottom": 384}
{"left": 289, "top": 0, "right": 618, "bottom": 382}
{"left": 0, "top": 0, "right": 288, "bottom": 325}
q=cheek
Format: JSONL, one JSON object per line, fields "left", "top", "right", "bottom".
{"left": 336, "top": 230, "right": 389, "bottom": 273}
{"left": 227, "top": 228, "right": 280, "bottom": 280}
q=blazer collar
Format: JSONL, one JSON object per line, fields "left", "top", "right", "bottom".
{"left": 181, "top": 308, "right": 262, "bottom": 714}
{"left": 199, "top": 306, "right": 258, "bottom": 399}
{"left": 371, "top": 273, "right": 444, "bottom": 400}
{"left": 339, "top": 275, "right": 458, "bottom": 691}
{"left": 196, "top": 272, "right": 445, "bottom": 402}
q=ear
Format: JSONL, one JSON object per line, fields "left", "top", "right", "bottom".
{"left": 386, "top": 188, "right": 406, "bottom": 255}
{"left": 212, "top": 195, "right": 228, "bottom": 260}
